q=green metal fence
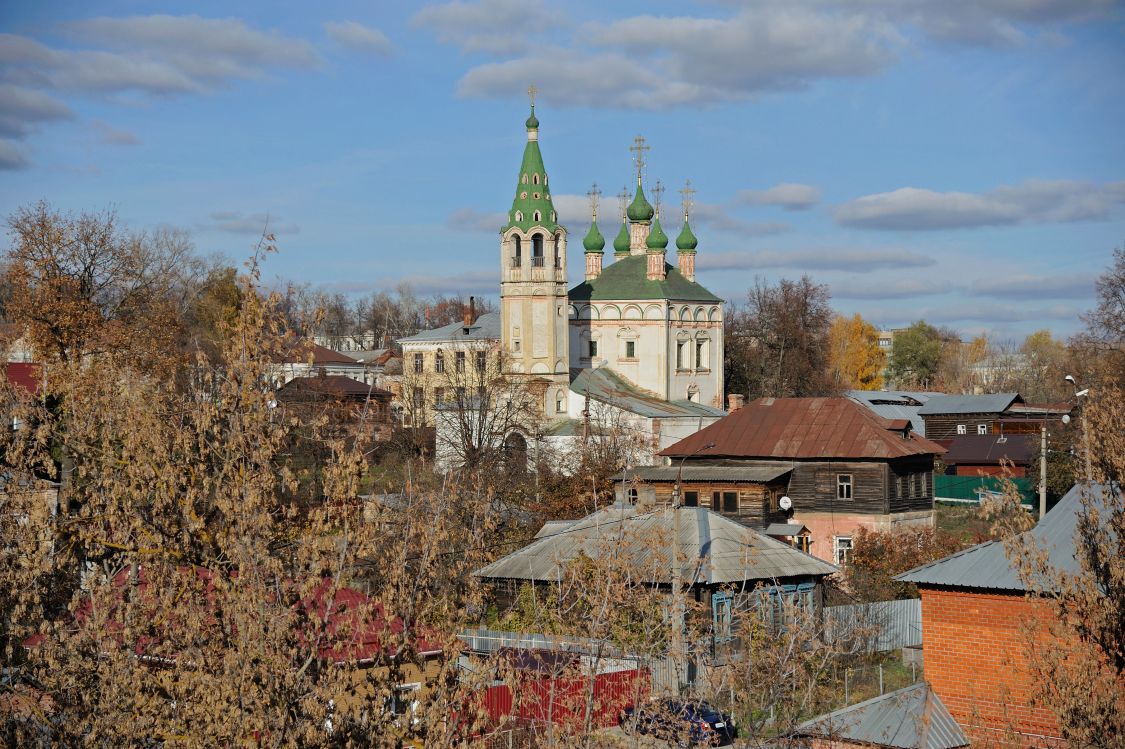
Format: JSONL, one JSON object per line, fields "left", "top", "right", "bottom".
{"left": 934, "top": 474, "right": 1035, "bottom": 507}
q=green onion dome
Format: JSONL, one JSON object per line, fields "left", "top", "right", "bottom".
{"left": 613, "top": 221, "right": 630, "bottom": 255}
{"left": 646, "top": 216, "right": 668, "bottom": 250}
{"left": 525, "top": 106, "right": 539, "bottom": 130}
{"left": 675, "top": 219, "right": 698, "bottom": 252}
{"left": 627, "top": 184, "right": 655, "bottom": 222}
{"left": 583, "top": 220, "right": 605, "bottom": 253}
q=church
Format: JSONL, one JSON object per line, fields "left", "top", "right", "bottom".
{"left": 500, "top": 99, "right": 731, "bottom": 458}
{"left": 423, "top": 101, "right": 728, "bottom": 467}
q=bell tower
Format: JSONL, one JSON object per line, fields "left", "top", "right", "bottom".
{"left": 499, "top": 88, "right": 571, "bottom": 423}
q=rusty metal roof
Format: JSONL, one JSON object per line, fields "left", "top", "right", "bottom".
{"left": 615, "top": 465, "right": 794, "bottom": 484}
{"left": 661, "top": 397, "right": 946, "bottom": 460}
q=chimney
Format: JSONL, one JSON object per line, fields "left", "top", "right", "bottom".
{"left": 463, "top": 296, "right": 475, "bottom": 330}
{"left": 728, "top": 393, "right": 745, "bottom": 412}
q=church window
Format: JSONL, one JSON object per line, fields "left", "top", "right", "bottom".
{"left": 515, "top": 211, "right": 523, "bottom": 223}
{"left": 413, "top": 353, "right": 423, "bottom": 374}
{"left": 520, "top": 191, "right": 527, "bottom": 199}
{"left": 532, "top": 173, "right": 540, "bottom": 185}
{"left": 522, "top": 174, "right": 528, "bottom": 184}
{"left": 554, "top": 233, "right": 562, "bottom": 268}
{"left": 435, "top": 350, "right": 445, "bottom": 373}
{"left": 687, "top": 390, "right": 699, "bottom": 403}
{"left": 555, "top": 393, "right": 565, "bottom": 413}
{"left": 475, "top": 350, "right": 486, "bottom": 372}
{"left": 676, "top": 341, "right": 686, "bottom": 370}
{"left": 455, "top": 351, "right": 466, "bottom": 373}
{"left": 532, "top": 192, "right": 540, "bottom": 199}
{"left": 551, "top": 212, "right": 556, "bottom": 222}
{"left": 532, "top": 234, "right": 544, "bottom": 266}
{"left": 588, "top": 340, "right": 597, "bottom": 358}
{"left": 513, "top": 340, "right": 521, "bottom": 353}
{"left": 625, "top": 340, "right": 636, "bottom": 359}
{"left": 513, "top": 236, "right": 522, "bottom": 267}
{"left": 533, "top": 210, "right": 542, "bottom": 223}
{"left": 696, "top": 340, "right": 706, "bottom": 369}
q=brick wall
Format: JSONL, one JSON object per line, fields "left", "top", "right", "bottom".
{"left": 921, "top": 587, "right": 1064, "bottom": 747}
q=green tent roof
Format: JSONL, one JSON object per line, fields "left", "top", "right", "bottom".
{"left": 568, "top": 253, "right": 721, "bottom": 302}
{"left": 502, "top": 108, "right": 558, "bottom": 233}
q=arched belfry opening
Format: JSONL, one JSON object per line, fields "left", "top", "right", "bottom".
{"left": 532, "top": 233, "right": 544, "bottom": 266}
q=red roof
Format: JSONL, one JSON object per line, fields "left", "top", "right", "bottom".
{"left": 274, "top": 341, "right": 360, "bottom": 365}
{"left": 276, "top": 375, "right": 392, "bottom": 400}
{"left": 661, "top": 396, "right": 946, "bottom": 460}
{"left": 3, "top": 362, "right": 43, "bottom": 396}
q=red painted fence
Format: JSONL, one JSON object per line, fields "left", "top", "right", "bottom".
{"left": 482, "top": 667, "right": 649, "bottom": 734}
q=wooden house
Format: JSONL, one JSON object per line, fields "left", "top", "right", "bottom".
{"left": 658, "top": 397, "right": 945, "bottom": 565}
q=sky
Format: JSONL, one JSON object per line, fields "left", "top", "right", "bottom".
{"left": 1, "top": 0, "right": 1123, "bottom": 341}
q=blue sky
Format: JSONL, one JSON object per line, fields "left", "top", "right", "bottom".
{"left": 2, "top": 0, "right": 1123, "bottom": 340}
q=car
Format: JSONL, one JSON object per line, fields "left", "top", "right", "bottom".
{"left": 620, "top": 699, "right": 737, "bottom": 746}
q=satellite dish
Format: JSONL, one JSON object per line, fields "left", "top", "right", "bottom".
{"left": 779, "top": 496, "right": 792, "bottom": 511}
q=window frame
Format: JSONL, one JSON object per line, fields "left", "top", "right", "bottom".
{"left": 625, "top": 340, "right": 636, "bottom": 359}
{"left": 455, "top": 351, "right": 466, "bottom": 373}
{"left": 977, "top": 423, "right": 988, "bottom": 435}
{"left": 413, "top": 352, "right": 424, "bottom": 374}
{"left": 834, "top": 536, "right": 853, "bottom": 566}
{"left": 434, "top": 350, "right": 445, "bottom": 373}
{"left": 956, "top": 424, "right": 967, "bottom": 435}
{"left": 722, "top": 491, "right": 738, "bottom": 513}
{"left": 683, "top": 490, "right": 698, "bottom": 507}
{"left": 837, "top": 474, "right": 853, "bottom": 500}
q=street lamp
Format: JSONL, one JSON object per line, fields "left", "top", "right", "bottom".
{"left": 1064, "top": 375, "right": 1093, "bottom": 485}
{"left": 670, "top": 441, "right": 714, "bottom": 696}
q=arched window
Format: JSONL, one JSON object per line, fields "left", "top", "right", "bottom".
{"left": 532, "top": 173, "right": 540, "bottom": 185}
{"left": 513, "top": 236, "right": 522, "bottom": 268}
{"left": 554, "top": 233, "right": 562, "bottom": 268}
{"left": 533, "top": 210, "right": 541, "bottom": 222}
{"left": 522, "top": 174, "right": 528, "bottom": 184}
{"left": 515, "top": 210, "right": 523, "bottom": 222}
{"left": 532, "top": 234, "right": 544, "bottom": 267}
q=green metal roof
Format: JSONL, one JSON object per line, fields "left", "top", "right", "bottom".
{"left": 612, "top": 220, "right": 630, "bottom": 255}
{"left": 626, "top": 182, "right": 654, "bottom": 222}
{"left": 645, "top": 216, "right": 668, "bottom": 249}
{"left": 568, "top": 253, "right": 721, "bottom": 302}
{"left": 676, "top": 219, "right": 698, "bottom": 251}
{"left": 582, "top": 220, "right": 605, "bottom": 253}
{"left": 502, "top": 108, "right": 558, "bottom": 234}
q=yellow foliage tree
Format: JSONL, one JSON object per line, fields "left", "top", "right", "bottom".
{"left": 827, "top": 313, "right": 886, "bottom": 390}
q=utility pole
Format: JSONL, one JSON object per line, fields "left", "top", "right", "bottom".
{"left": 1065, "top": 375, "right": 1093, "bottom": 485}
{"left": 670, "top": 442, "right": 714, "bottom": 695}
{"left": 1040, "top": 423, "right": 1048, "bottom": 520}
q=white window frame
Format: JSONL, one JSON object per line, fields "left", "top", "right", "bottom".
{"left": 837, "top": 474, "right": 853, "bottom": 500}
{"left": 977, "top": 424, "right": 988, "bottom": 435}
{"left": 956, "top": 424, "right": 967, "bottom": 435}
{"left": 834, "top": 536, "right": 853, "bottom": 566}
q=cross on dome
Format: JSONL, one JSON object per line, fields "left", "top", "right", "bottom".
{"left": 629, "top": 135, "right": 650, "bottom": 184}
{"left": 680, "top": 179, "right": 696, "bottom": 219}
{"left": 587, "top": 182, "right": 602, "bottom": 220}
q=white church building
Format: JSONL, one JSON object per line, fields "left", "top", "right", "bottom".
{"left": 432, "top": 103, "right": 727, "bottom": 467}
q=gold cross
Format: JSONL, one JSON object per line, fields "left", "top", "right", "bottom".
{"left": 527, "top": 84, "right": 537, "bottom": 108}
{"left": 652, "top": 179, "right": 665, "bottom": 216}
{"left": 586, "top": 183, "right": 602, "bottom": 221}
{"left": 629, "top": 135, "right": 650, "bottom": 182}
{"left": 680, "top": 179, "right": 696, "bottom": 219}
{"left": 617, "top": 186, "right": 630, "bottom": 219}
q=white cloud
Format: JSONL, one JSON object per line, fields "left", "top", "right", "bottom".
{"left": 447, "top": 207, "right": 506, "bottom": 232}
{"left": 324, "top": 21, "right": 394, "bottom": 56}
{"left": 204, "top": 211, "right": 300, "bottom": 235}
{"left": 0, "top": 139, "right": 30, "bottom": 170}
{"left": 736, "top": 183, "right": 821, "bottom": 210}
{"left": 698, "top": 247, "right": 935, "bottom": 272}
{"left": 831, "top": 277, "right": 952, "bottom": 299}
{"left": 413, "top": 0, "right": 564, "bottom": 55}
{"left": 835, "top": 180, "right": 1125, "bottom": 230}
{"left": 91, "top": 120, "right": 140, "bottom": 145}
{"left": 970, "top": 272, "right": 1097, "bottom": 299}
{"left": 692, "top": 203, "right": 791, "bottom": 236}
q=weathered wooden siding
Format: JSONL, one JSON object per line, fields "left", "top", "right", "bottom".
{"left": 887, "top": 456, "right": 936, "bottom": 513}
{"left": 922, "top": 412, "right": 1001, "bottom": 441}
{"left": 786, "top": 461, "right": 888, "bottom": 514}
{"left": 641, "top": 481, "right": 789, "bottom": 529}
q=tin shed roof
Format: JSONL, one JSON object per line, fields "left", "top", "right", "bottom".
{"left": 475, "top": 503, "right": 837, "bottom": 585}
{"left": 661, "top": 397, "right": 945, "bottom": 460}
{"left": 615, "top": 465, "right": 794, "bottom": 484}
{"left": 896, "top": 483, "right": 1116, "bottom": 591}
{"left": 570, "top": 367, "right": 726, "bottom": 419}
{"left": 794, "top": 682, "right": 968, "bottom": 748}
{"left": 397, "top": 312, "right": 501, "bottom": 344}
{"left": 847, "top": 390, "right": 943, "bottom": 436}
{"left": 942, "top": 434, "right": 1035, "bottom": 465}
{"left": 916, "top": 393, "right": 1021, "bottom": 415}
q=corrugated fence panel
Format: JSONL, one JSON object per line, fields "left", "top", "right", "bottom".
{"left": 824, "top": 598, "right": 922, "bottom": 652}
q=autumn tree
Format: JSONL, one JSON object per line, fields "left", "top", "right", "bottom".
{"left": 0, "top": 251, "right": 502, "bottom": 747}
{"left": 725, "top": 275, "right": 834, "bottom": 399}
{"left": 1074, "top": 243, "right": 1125, "bottom": 389}
{"left": 846, "top": 526, "right": 967, "bottom": 601}
{"left": 3, "top": 202, "right": 195, "bottom": 371}
{"left": 826, "top": 313, "right": 886, "bottom": 391}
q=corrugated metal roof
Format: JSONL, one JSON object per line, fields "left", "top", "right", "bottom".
{"left": 534, "top": 520, "right": 575, "bottom": 539}
{"left": 615, "top": 465, "right": 794, "bottom": 484}
{"left": 568, "top": 254, "right": 722, "bottom": 303}
{"left": 397, "top": 312, "right": 502, "bottom": 343}
{"left": 765, "top": 523, "right": 808, "bottom": 536}
{"left": 570, "top": 367, "right": 726, "bottom": 420}
{"left": 943, "top": 434, "right": 1034, "bottom": 465}
{"left": 847, "top": 390, "right": 943, "bottom": 436}
{"left": 916, "top": 393, "right": 1021, "bottom": 415}
{"left": 661, "top": 397, "right": 945, "bottom": 460}
{"left": 897, "top": 483, "right": 1117, "bottom": 591}
{"left": 476, "top": 503, "right": 837, "bottom": 585}
{"left": 794, "top": 682, "right": 968, "bottom": 748}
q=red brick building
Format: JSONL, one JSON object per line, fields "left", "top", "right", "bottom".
{"left": 896, "top": 484, "right": 1113, "bottom": 747}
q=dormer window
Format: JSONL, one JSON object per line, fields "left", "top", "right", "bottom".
{"left": 532, "top": 173, "right": 540, "bottom": 185}
{"left": 515, "top": 211, "right": 523, "bottom": 222}
{"left": 533, "top": 210, "right": 541, "bottom": 222}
